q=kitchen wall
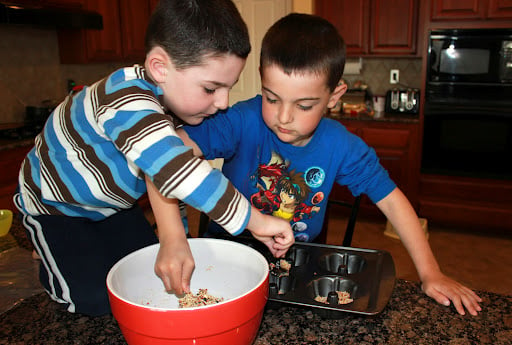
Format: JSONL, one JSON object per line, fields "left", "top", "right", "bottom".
{"left": 0, "top": 22, "right": 422, "bottom": 125}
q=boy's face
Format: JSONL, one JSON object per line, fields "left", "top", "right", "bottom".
{"left": 160, "top": 54, "right": 246, "bottom": 125}
{"left": 260, "top": 65, "right": 345, "bottom": 147}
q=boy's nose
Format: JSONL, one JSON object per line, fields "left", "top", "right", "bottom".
{"left": 277, "top": 105, "right": 293, "bottom": 124}
{"left": 213, "top": 89, "right": 229, "bottom": 111}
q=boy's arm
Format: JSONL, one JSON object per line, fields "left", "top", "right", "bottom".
{"left": 376, "top": 188, "right": 482, "bottom": 316}
{"left": 176, "top": 128, "right": 203, "bottom": 157}
{"left": 145, "top": 175, "right": 194, "bottom": 295}
{"left": 176, "top": 128, "right": 294, "bottom": 257}
{"left": 246, "top": 206, "right": 295, "bottom": 258}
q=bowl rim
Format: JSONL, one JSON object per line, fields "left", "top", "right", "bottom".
{"left": 106, "top": 238, "right": 269, "bottom": 311}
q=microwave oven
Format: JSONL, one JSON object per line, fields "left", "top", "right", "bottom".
{"left": 427, "top": 28, "right": 512, "bottom": 85}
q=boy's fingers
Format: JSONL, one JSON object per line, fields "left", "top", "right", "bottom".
{"left": 161, "top": 275, "right": 172, "bottom": 292}
{"left": 169, "top": 267, "right": 184, "bottom": 295}
{"left": 181, "top": 261, "right": 195, "bottom": 294}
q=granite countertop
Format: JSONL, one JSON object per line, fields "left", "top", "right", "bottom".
{"left": 0, "top": 122, "right": 36, "bottom": 151}
{"left": 1, "top": 280, "right": 510, "bottom": 344}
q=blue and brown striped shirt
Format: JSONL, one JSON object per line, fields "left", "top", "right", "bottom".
{"left": 16, "top": 65, "right": 250, "bottom": 235}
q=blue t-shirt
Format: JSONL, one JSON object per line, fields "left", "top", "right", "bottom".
{"left": 184, "top": 95, "right": 396, "bottom": 242}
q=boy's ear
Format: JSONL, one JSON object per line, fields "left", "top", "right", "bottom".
{"left": 327, "top": 81, "right": 348, "bottom": 109}
{"left": 146, "top": 46, "right": 171, "bottom": 83}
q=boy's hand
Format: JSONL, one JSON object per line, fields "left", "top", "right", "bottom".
{"left": 247, "top": 206, "right": 294, "bottom": 257}
{"left": 145, "top": 176, "right": 195, "bottom": 295}
{"left": 154, "top": 235, "right": 195, "bottom": 295}
{"left": 421, "top": 271, "right": 482, "bottom": 316}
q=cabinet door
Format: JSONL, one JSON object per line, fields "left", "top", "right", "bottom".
{"left": 0, "top": 145, "right": 32, "bottom": 210}
{"left": 315, "top": 0, "right": 370, "bottom": 55}
{"left": 45, "top": 0, "right": 84, "bottom": 8}
{"left": 58, "top": 0, "right": 152, "bottom": 63}
{"left": 487, "top": 0, "right": 512, "bottom": 18}
{"left": 370, "top": 0, "right": 418, "bottom": 55}
{"left": 360, "top": 127, "right": 411, "bottom": 191}
{"left": 9, "top": 0, "right": 83, "bottom": 6}
{"left": 119, "top": 0, "right": 151, "bottom": 62}
{"left": 84, "top": 0, "right": 123, "bottom": 62}
{"left": 149, "top": 0, "right": 159, "bottom": 12}
{"left": 430, "top": 0, "right": 487, "bottom": 20}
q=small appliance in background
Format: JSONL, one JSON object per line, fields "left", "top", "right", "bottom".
{"left": 384, "top": 88, "right": 420, "bottom": 114}
{"left": 372, "top": 95, "right": 385, "bottom": 114}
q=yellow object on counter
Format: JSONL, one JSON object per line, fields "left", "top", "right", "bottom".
{"left": 384, "top": 218, "right": 428, "bottom": 240}
{"left": 0, "top": 209, "right": 13, "bottom": 237}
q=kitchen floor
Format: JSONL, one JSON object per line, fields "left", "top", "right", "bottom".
{"left": 1, "top": 207, "right": 511, "bottom": 314}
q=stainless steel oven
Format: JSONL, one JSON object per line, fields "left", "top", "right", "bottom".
{"left": 422, "top": 28, "right": 512, "bottom": 180}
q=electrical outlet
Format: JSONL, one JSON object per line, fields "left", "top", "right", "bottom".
{"left": 390, "top": 69, "right": 399, "bottom": 84}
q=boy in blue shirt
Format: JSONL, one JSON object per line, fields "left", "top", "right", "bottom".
{"left": 179, "top": 13, "right": 482, "bottom": 316}
{"left": 15, "top": 0, "right": 293, "bottom": 316}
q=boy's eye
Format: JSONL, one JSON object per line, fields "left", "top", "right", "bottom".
{"left": 264, "top": 95, "right": 277, "bottom": 104}
{"left": 298, "top": 104, "right": 313, "bottom": 111}
{"left": 204, "top": 87, "right": 215, "bottom": 94}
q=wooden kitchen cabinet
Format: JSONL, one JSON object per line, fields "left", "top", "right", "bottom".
{"left": 419, "top": 174, "right": 512, "bottom": 231}
{"left": 7, "top": 0, "right": 84, "bottom": 7}
{"left": 430, "top": 0, "right": 512, "bottom": 21}
{"left": 45, "top": 0, "right": 85, "bottom": 8}
{"left": 57, "top": 0, "right": 153, "bottom": 63}
{"left": 0, "top": 145, "right": 32, "bottom": 211}
{"left": 315, "top": 0, "right": 420, "bottom": 56}
{"left": 329, "top": 119, "right": 420, "bottom": 217}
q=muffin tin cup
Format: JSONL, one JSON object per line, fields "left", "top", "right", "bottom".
{"left": 210, "top": 234, "right": 396, "bottom": 317}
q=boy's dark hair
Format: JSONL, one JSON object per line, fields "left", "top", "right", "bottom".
{"left": 260, "top": 13, "right": 346, "bottom": 92}
{"left": 145, "top": 0, "right": 251, "bottom": 69}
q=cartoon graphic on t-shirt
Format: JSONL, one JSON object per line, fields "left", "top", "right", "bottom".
{"left": 250, "top": 152, "right": 324, "bottom": 240}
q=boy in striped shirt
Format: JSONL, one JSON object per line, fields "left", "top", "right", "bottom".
{"left": 14, "top": 0, "right": 293, "bottom": 316}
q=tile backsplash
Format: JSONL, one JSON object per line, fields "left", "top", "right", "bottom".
{"left": 343, "top": 57, "right": 423, "bottom": 96}
{"left": 0, "top": 25, "right": 123, "bottom": 124}
{"left": 0, "top": 25, "right": 423, "bottom": 125}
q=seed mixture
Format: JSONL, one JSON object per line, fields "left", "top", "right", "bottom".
{"left": 269, "top": 259, "right": 292, "bottom": 277}
{"left": 336, "top": 290, "right": 354, "bottom": 304}
{"left": 314, "top": 290, "right": 353, "bottom": 305}
{"left": 279, "top": 259, "right": 291, "bottom": 271}
{"left": 178, "top": 289, "right": 224, "bottom": 308}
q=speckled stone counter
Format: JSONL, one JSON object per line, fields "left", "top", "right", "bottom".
{"left": 1, "top": 280, "right": 510, "bottom": 345}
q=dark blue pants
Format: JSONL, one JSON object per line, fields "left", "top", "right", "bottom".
{"left": 22, "top": 205, "right": 158, "bottom": 316}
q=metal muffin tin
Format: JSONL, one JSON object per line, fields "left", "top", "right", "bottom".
{"left": 216, "top": 235, "right": 396, "bottom": 317}
{"left": 266, "top": 242, "right": 396, "bottom": 316}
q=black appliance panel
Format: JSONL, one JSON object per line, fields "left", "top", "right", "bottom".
{"left": 422, "top": 107, "right": 512, "bottom": 180}
{"left": 423, "top": 29, "right": 512, "bottom": 180}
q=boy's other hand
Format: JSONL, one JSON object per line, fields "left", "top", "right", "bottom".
{"left": 247, "top": 207, "right": 294, "bottom": 257}
{"left": 421, "top": 271, "right": 482, "bottom": 316}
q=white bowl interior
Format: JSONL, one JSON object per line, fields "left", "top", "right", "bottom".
{"left": 107, "top": 238, "right": 269, "bottom": 310}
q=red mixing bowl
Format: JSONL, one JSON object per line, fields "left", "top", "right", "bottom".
{"left": 107, "top": 238, "right": 269, "bottom": 345}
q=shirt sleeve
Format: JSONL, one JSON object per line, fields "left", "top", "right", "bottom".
{"left": 334, "top": 125, "right": 397, "bottom": 204}
{"left": 100, "top": 94, "right": 250, "bottom": 235}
